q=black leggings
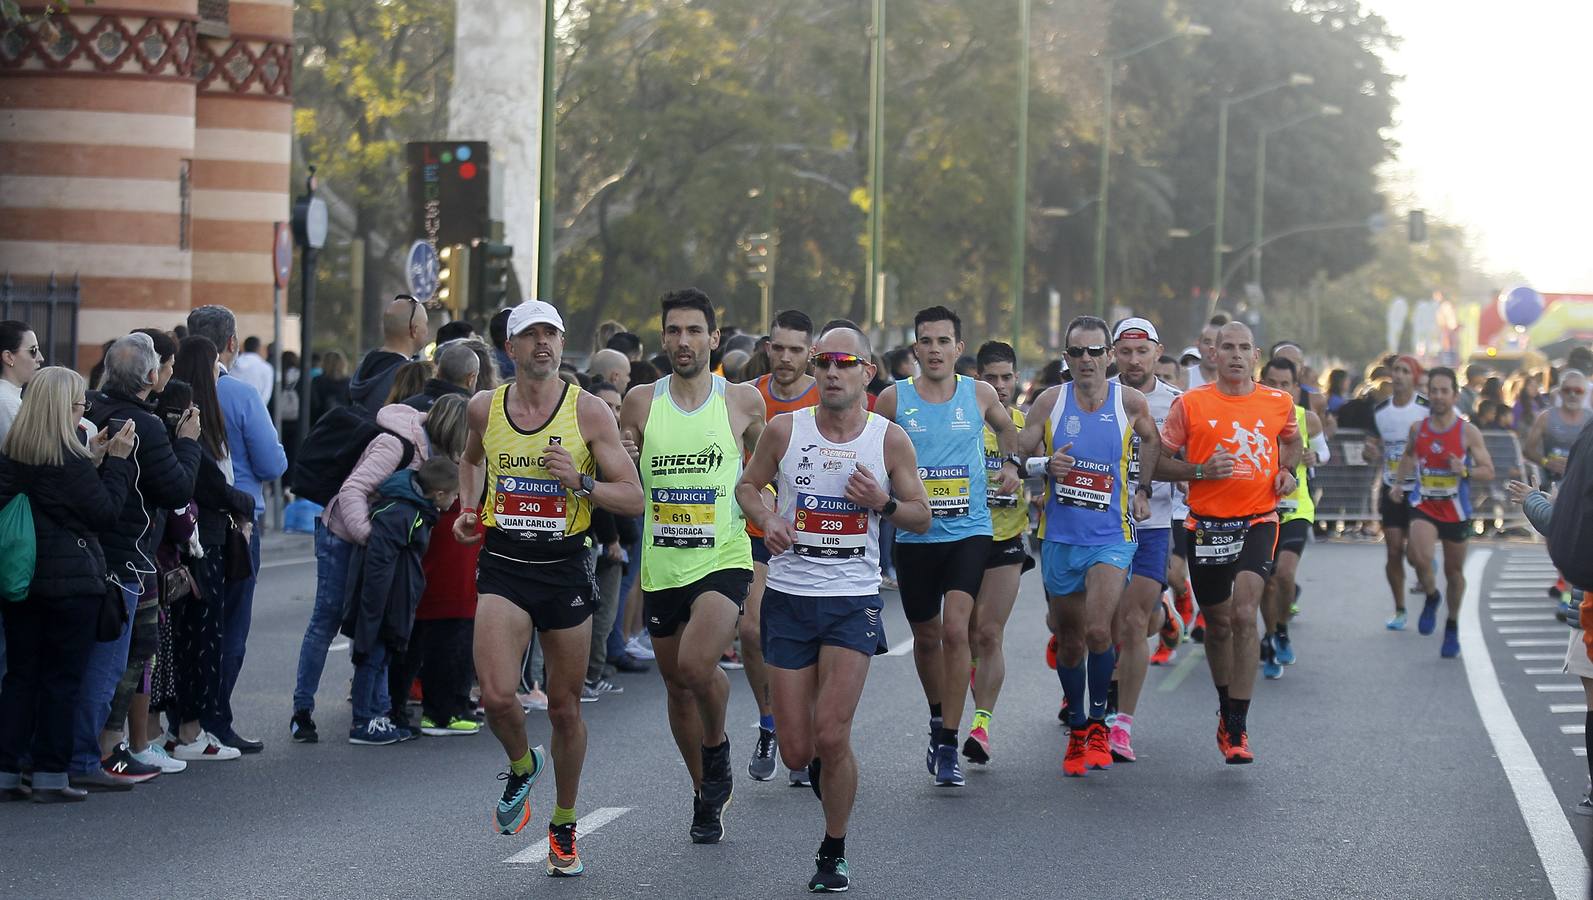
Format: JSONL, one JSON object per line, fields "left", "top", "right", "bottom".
{"left": 173, "top": 547, "right": 227, "bottom": 725}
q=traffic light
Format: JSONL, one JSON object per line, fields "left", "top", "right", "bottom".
{"left": 437, "top": 243, "right": 469, "bottom": 312}
{"left": 470, "top": 241, "right": 514, "bottom": 312}
{"left": 1408, "top": 209, "right": 1427, "bottom": 243}
{"left": 740, "top": 232, "right": 776, "bottom": 284}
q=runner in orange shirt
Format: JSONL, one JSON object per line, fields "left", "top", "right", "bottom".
{"left": 1157, "top": 322, "right": 1302, "bottom": 764}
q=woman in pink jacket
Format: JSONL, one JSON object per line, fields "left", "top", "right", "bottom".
{"left": 288, "top": 395, "right": 467, "bottom": 743}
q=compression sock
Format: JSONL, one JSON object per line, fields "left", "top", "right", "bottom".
{"left": 552, "top": 805, "right": 576, "bottom": 827}
{"left": 820, "top": 833, "right": 846, "bottom": 860}
{"left": 971, "top": 709, "right": 992, "bottom": 732}
{"left": 1059, "top": 661, "right": 1087, "bottom": 728}
{"left": 1087, "top": 647, "right": 1117, "bottom": 722}
{"left": 938, "top": 727, "right": 958, "bottom": 747}
{"left": 928, "top": 702, "right": 943, "bottom": 721}
{"left": 760, "top": 714, "right": 775, "bottom": 732}
{"left": 510, "top": 750, "right": 537, "bottom": 777}
{"left": 1225, "top": 697, "right": 1251, "bottom": 738}
{"left": 1106, "top": 678, "right": 1120, "bottom": 718}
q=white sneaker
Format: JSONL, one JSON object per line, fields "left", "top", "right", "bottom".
{"left": 625, "top": 636, "right": 656, "bottom": 661}
{"left": 171, "top": 731, "right": 242, "bottom": 761}
{"left": 517, "top": 689, "right": 549, "bottom": 712}
{"left": 132, "top": 741, "right": 188, "bottom": 773}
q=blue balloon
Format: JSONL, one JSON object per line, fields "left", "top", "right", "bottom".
{"left": 1500, "top": 285, "right": 1545, "bottom": 328}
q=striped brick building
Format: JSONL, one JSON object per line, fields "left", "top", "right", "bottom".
{"left": 0, "top": 0, "right": 292, "bottom": 368}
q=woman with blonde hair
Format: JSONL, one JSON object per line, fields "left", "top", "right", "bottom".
{"left": 0, "top": 367, "right": 137, "bottom": 803}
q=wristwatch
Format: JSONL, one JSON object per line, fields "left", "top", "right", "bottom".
{"left": 1135, "top": 483, "right": 1153, "bottom": 498}
{"left": 1003, "top": 454, "right": 1023, "bottom": 471}
{"left": 574, "top": 474, "right": 596, "bottom": 497}
{"left": 878, "top": 498, "right": 898, "bottom": 518}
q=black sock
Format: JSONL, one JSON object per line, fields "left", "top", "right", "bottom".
{"left": 1106, "top": 679, "right": 1120, "bottom": 717}
{"left": 1446, "top": 618, "right": 1458, "bottom": 630}
{"left": 928, "top": 703, "right": 943, "bottom": 720}
{"left": 1226, "top": 697, "right": 1251, "bottom": 736}
{"left": 1276, "top": 622, "right": 1289, "bottom": 639}
{"left": 820, "top": 833, "right": 846, "bottom": 859}
{"left": 938, "top": 727, "right": 957, "bottom": 747}
{"left": 1217, "top": 684, "right": 1230, "bottom": 717}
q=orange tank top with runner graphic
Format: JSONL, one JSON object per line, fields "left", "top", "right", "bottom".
{"left": 748, "top": 373, "right": 821, "bottom": 538}
{"left": 1165, "top": 383, "right": 1298, "bottom": 522}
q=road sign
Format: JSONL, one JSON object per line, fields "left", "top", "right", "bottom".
{"left": 407, "top": 239, "right": 441, "bottom": 303}
{"left": 273, "top": 222, "right": 292, "bottom": 288}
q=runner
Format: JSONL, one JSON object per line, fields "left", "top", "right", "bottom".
{"left": 1257, "top": 356, "right": 1329, "bottom": 679}
{"left": 1016, "top": 315, "right": 1158, "bottom": 776}
{"left": 1156, "top": 322, "right": 1302, "bottom": 764}
{"left": 736, "top": 326, "right": 931, "bottom": 893}
{"left": 454, "top": 300, "right": 644, "bottom": 877}
{"left": 1395, "top": 366, "right": 1495, "bottom": 658}
{"left": 619, "top": 288, "right": 766, "bottom": 844}
{"left": 1363, "top": 355, "right": 1430, "bottom": 630}
{"left": 740, "top": 309, "right": 819, "bottom": 785}
{"left": 1103, "top": 317, "right": 1180, "bottom": 761}
{"left": 873, "top": 306, "right": 1021, "bottom": 787}
{"left": 961, "top": 340, "right": 1033, "bottom": 766}
{"left": 1184, "top": 318, "right": 1224, "bottom": 390}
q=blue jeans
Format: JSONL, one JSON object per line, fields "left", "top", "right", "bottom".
{"left": 607, "top": 518, "right": 644, "bottom": 659}
{"left": 350, "top": 642, "right": 389, "bottom": 726}
{"left": 204, "top": 518, "right": 261, "bottom": 737}
{"left": 70, "top": 579, "right": 139, "bottom": 774}
{"left": 293, "top": 520, "right": 353, "bottom": 713}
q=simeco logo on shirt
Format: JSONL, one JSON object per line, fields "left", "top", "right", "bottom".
{"left": 649, "top": 446, "right": 726, "bottom": 477}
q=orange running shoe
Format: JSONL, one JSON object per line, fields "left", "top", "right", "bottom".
{"left": 546, "top": 821, "right": 584, "bottom": 877}
{"left": 1149, "top": 644, "right": 1174, "bottom": 666}
{"left": 1045, "top": 634, "right": 1058, "bottom": 670}
{"left": 1215, "top": 711, "right": 1231, "bottom": 756}
{"left": 1062, "top": 727, "right": 1088, "bottom": 777}
{"left": 1084, "top": 721, "right": 1113, "bottom": 770}
{"left": 1224, "top": 731, "right": 1254, "bottom": 765}
{"left": 1174, "top": 584, "right": 1195, "bottom": 628}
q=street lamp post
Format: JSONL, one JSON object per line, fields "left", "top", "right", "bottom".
{"left": 1251, "top": 104, "right": 1341, "bottom": 289}
{"left": 536, "top": 0, "right": 556, "bottom": 302}
{"left": 1009, "top": 0, "right": 1030, "bottom": 350}
{"left": 1209, "top": 72, "right": 1313, "bottom": 316}
{"left": 865, "top": 0, "right": 886, "bottom": 329}
{"left": 1094, "top": 22, "right": 1209, "bottom": 316}
{"left": 290, "top": 166, "right": 327, "bottom": 454}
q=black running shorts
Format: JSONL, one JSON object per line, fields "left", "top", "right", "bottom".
{"left": 476, "top": 549, "right": 595, "bottom": 633}
{"left": 642, "top": 567, "right": 753, "bottom": 639}
{"left": 894, "top": 536, "right": 992, "bottom": 623}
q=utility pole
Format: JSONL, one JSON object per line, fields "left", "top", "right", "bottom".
{"left": 1009, "top": 0, "right": 1030, "bottom": 348}
{"left": 865, "top": 0, "right": 886, "bottom": 327}
{"left": 536, "top": 0, "right": 556, "bottom": 301}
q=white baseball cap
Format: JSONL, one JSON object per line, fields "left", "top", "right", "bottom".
{"left": 1112, "top": 317, "right": 1160, "bottom": 343}
{"left": 506, "top": 300, "right": 565, "bottom": 337}
{"left": 1178, "top": 345, "right": 1201, "bottom": 362}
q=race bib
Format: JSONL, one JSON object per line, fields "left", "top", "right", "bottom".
{"left": 1277, "top": 498, "right": 1298, "bottom": 516}
{"left": 793, "top": 493, "right": 868, "bottom": 558}
{"left": 1054, "top": 461, "right": 1114, "bottom": 512}
{"left": 1192, "top": 516, "right": 1248, "bottom": 566}
{"left": 493, "top": 474, "right": 567, "bottom": 540}
{"left": 1384, "top": 442, "right": 1415, "bottom": 486}
{"left": 651, "top": 487, "right": 715, "bottom": 549}
{"left": 921, "top": 465, "right": 971, "bottom": 518}
{"left": 985, "top": 455, "right": 1018, "bottom": 507}
{"left": 1419, "top": 470, "right": 1459, "bottom": 499}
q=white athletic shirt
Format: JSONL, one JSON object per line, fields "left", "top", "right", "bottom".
{"left": 1373, "top": 393, "right": 1430, "bottom": 487}
{"left": 1186, "top": 365, "right": 1210, "bottom": 390}
{"left": 766, "top": 407, "right": 891, "bottom": 597}
{"left": 1112, "top": 375, "right": 1180, "bottom": 529}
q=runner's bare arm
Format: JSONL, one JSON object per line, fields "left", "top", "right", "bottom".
{"left": 736, "top": 413, "right": 790, "bottom": 535}
{"left": 872, "top": 383, "right": 897, "bottom": 421}
{"left": 1016, "top": 385, "right": 1059, "bottom": 457}
{"left": 1394, "top": 421, "right": 1422, "bottom": 487}
{"left": 1278, "top": 409, "right": 1303, "bottom": 474}
{"left": 1523, "top": 410, "right": 1548, "bottom": 468}
{"left": 452, "top": 390, "right": 493, "bottom": 544}
{"left": 576, "top": 391, "right": 645, "bottom": 516}
{"left": 1464, "top": 422, "right": 1496, "bottom": 483}
{"left": 976, "top": 379, "right": 1022, "bottom": 493}
{"left": 881, "top": 422, "right": 932, "bottom": 535}
{"left": 731, "top": 381, "right": 767, "bottom": 456}
{"left": 617, "top": 381, "right": 652, "bottom": 465}
{"left": 1123, "top": 387, "right": 1161, "bottom": 493}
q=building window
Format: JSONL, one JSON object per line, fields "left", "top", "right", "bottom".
{"left": 179, "top": 160, "right": 191, "bottom": 251}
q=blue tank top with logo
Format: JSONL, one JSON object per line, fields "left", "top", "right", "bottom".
{"left": 1043, "top": 382, "right": 1136, "bottom": 546}
{"left": 894, "top": 375, "right": 992, "bottom": 543}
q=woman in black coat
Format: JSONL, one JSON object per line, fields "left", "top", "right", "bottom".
{"left": 165, "top": 337, "right": 256, "bottom": 759}
{"left": 0, "top": 367, "right": 136, "bottom": 803}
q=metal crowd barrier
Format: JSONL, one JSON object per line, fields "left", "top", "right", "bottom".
{"left": 1309, "top": 428, "right": 1528, "bottom": 532}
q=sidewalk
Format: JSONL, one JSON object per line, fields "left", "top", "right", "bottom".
{"left": 261, "top": 526, "right": 313, "bottom": 565}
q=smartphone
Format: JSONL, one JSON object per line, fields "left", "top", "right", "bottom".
{"left": 156, "top": 380, "right": 193, "bottom": 432}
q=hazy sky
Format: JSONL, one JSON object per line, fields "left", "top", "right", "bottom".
{"left": 1374, "top": 0, "right": 1593, "bottom": 291}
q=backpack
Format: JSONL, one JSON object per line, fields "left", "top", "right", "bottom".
{"left": 289, "top": 405, "right": 415, "bottom": 507}
{"left": 1548, "top": 424, "right": 1593, "bottom": 591}
{"left": 0, "top": 493, "right": 36, "bottom": 601}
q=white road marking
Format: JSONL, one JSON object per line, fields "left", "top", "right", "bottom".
{"left": 1460, "top": 549, "right": 1587, "bottom": 899}
{"left": 1499, "top": 627, "right": 1570, "bottom": 635}
{"left": 1489, "top": 602, "right": 1555, "bottom": 610}
{"left": 885, "top": 637, "right": 916, "bottom": 657}
{"left": 1516, "top": 653, "right": 1567, "bottom": 660}
{"left": 1549, "top": 704, "right": 1584, "bottom": 714}
{"left": 1535, "top": 683, "right": 1584, "bottom": 692}
{"left": 504, "top": 807, "right": 633, "bottom": 865}
{"left": 1492, "top": 613, "right": 1557, "bottom": 622}
{"left": 1526, "top": 668, "right": 1566, "bottom": 676}
{"left": 1512, "top": 639, "right": 1573, "bottom": 647}
{"left": 1561, "top": 725, "right": 1585, "bottom": 735}
{"left": 1576, "top": 748, "right": 1588, "bottom": 758}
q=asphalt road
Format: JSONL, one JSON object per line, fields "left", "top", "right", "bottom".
{"left": 2, "top": 533, "right": 1588, "bottom": 899}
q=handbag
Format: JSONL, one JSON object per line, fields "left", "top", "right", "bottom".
{"left": 159, "top": 563, "right": 198, "bottom": 606}
{"left": 96, "top": 579, "right": 129, "bottom": 642}
{"left": 225, "top": 516, "right": 255, "bottom": 582}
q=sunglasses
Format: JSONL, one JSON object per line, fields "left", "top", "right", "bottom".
{"left": 811, "top": 352, "right": 868, "bottom": 371}
{"left": 73, "top": 398, "right": 91, "bottom": 413}
{"left": 1065, "top": 345, "right": 1108, "bottom": 359}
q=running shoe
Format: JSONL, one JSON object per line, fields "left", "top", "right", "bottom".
{"left": 925, "top": 727, "right": 937, "bottom": 775}
{"left": 519, "top": 689, "right": 549, "bottom": 711}
{"left": 699, "top": 740, "right": 734, "bottom": 835}
{"left": 1386, "top": 610, "right": 1407, "bottom": 631}
{"left": 1224, "top": 730, "right": 1254, "bottom": 765}
{"left": 579, "top": 682, "right": 601, "bottom": 703}
{"left": 100, "top": 744, "right": 162, "bottom": 784}
{"left": 1173, "top": 587, "right": 1195, "bottom": 633}
{"left": 690, "top": 791, "right": 725, "bottom": 844}
{"left": 933, "top": 743, "right": 964, "bottom": 787}
{"left": 69, "top": 767, "right": 138, "bottom": 792}
{"left": 809, "top": 854, "right": 850, "bottom": 893}
{"left": 962, "top": 725, "right": 991, "bottom": 765}
{"left": 1291, "top": 583, "right": 1303, "bottom": 618}
{"left": 1578, "top": 782, "right": 1593, "bottom": 817}
{"left": 131, "top": 740, "right": 187, "bottom": 774}
{"left": 171, "top": 731, "right": 241, "bottom": 761}
{"left": 1440, "top": 621, "right": 1460, "bottom": 658}
{"left": 546, "top": 821, "right": 584, "bottom": 877}
{"left": 1057, "top": 697, "right": 1068, "bottom": 725}
{"left": 1108, "top": 720, "right": 1135, "bottom": 762}
{"left": 1190, "top": 612, "right": 1206, "bottom": 644}
{"left": 719, "top": 649, "right": 744, "bottom": 671}
{"left": 1084, "top": 721, "right": 1113, "bottom": 770}
{"left": 808, "top": 757, "right": 823, "bottom": 800}
{"left": 1045, "top": 634, "right": 1058, "bottom": 670}
{"left": 625, "top": 634, "right": 657, "bottom": 661}
{"left": 494, "top": 745, "right": 546, "bottom": 835}
{"left": 789, "top": 766, "right": 812, "bottom": 787}
{"left": 1062, "top": 727, "right": 1088, "bottom": 777}
{"left": 1215, "top": 711, "right": 1231, "bottom": 756}
{"left": 1148, "top": 644, "right": 1175, "bottom": 666}
{"left": 349, "top": 717, "right": 402, "bottom": 745}
{"left": 585, "top": 677, "right": 624, "bottom": 697}
{"left": 1159, "top": 592, "right": 1183, "bottom": 651}
{"left": 290, "top": 709, "right": 318, "bottom": 744}
{"left": 420, "top": 716, "right": 481, "bottom": 736}
{"left": 1261, "top": 635, "right": 1282, "bottom": 680}
{"left": 750, "top": 727, "right": 779, "bottom": 781}
{"left": 1417, "top": 592, "right": 1441, "bottom": 636}
{"left": 1274, "top": 630, "right": 1296, "bottom": 666}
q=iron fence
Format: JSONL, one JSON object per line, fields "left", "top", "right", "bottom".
{"left": 0, "top": 272, "right": 80, "bottom": 370}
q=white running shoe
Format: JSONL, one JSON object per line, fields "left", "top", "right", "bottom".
{"left": 171, "top": 731, "right": 242, "bottom": 761}
{"left": 132, "top": 741, "right": 188, "bottom": 773}
{"left": 625, "top": 635, "right": 656, "bottom": 661}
